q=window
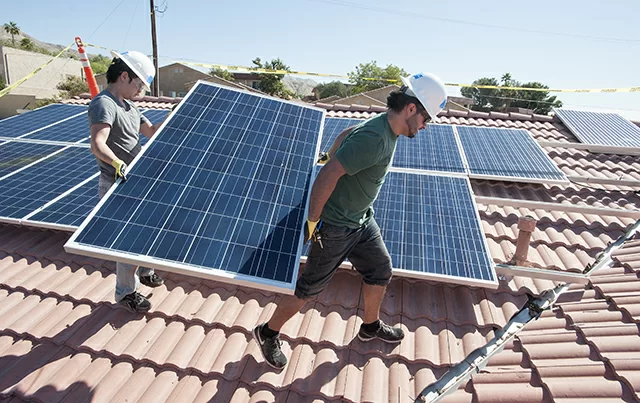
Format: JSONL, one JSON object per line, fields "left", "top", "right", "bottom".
{"left": 174, "top": 67, "right": 184, "bottom": 74}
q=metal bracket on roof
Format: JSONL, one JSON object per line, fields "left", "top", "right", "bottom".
{"left": 494, "top": 264, "right": 590, "bottom": 284}
{"left": 414, "top": 218, "right": 640, "bottom": 403}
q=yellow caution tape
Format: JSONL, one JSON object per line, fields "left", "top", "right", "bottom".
{"left": 0, "top": 42, "right": 76, "bottom": 99}
{"left": 84, "top": 43, "right": 640, "bottom": 94}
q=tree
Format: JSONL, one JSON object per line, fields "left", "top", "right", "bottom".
{"left": 461, "top": 73, "right": 562, "bottom": 114}
{"left": 314, "top": 81, "right": 351, "bottom": 99}
{"left": 0, "top": 74, "right": 5, "bottom": 91}
{"left": 19, "top": 38, "right": 33, "bottom": 51}
{"left": 251, "top": 57, "right": 293, "bottom": 98}
{"left": 208, "top": 67, "right": 235, "bottom": 81}
{"left": 3, "top": 22, "right": 20, "bottom": 46}
{"left": 89, "top": 54, "right": 112, "bottom": 75}
{"left": 57, "top": 75, "right": 89, "bottom": 98}
{"left": 348, "top": 61, "right": 407, "bottom": 94}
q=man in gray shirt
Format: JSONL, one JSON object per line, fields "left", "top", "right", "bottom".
{"left": 88, "top": 50, "right": 165, "bottom": 313}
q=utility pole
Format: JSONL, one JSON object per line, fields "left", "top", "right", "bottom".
{"left": 149, "top": 0, "right": 159, "bottom": 96}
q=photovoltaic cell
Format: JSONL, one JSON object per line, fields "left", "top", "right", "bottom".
{"left": 23, "top": 114, "right": 89, "bottom": 143}
{"left": 0, "top": 146, "right": 97, "bottom": 220}
{"left": 456, "top": 126, "right": 567, "bottom": 184}
{"left": 393, "top": 124, "right": 466, "bottom": 174}
{"left": 26, "top": 176, "right": 99, "bottom": 229}
{"left": 554, "top": 108, "right": 640, "bottom": 147}
{"left": 319, "top": 117, "right": 363, "bottom": 151}
{"left": 0, "top": 104, "right": 87, "bottom": 138}
{"left": 140, "top": 109, "right": 170, "bottom": 146}
{"left": 66, "top": 81, "right": 325, "bottom": 293}
{"left": 0, "top": 141, "right": 64, "bottom": 179}
{"left": 374, "top": 171, "right": 495, "bottom": 286}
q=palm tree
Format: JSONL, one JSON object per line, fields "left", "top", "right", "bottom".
{"left": 3, "top": 21, "right": 20, "bottom": 46}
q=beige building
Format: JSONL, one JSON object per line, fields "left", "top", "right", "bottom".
{"left": 0, "top": 46, "right": 83, "bottom": 118}
{"left": 95, "top": 62, "right": 211, "bottom": 98}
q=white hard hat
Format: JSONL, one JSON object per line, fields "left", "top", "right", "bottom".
{"left": 400, "top": 72, "right": 447, "bottom": 121}
{"left": 110, "top": 50, "right": 155, "bottom": 92}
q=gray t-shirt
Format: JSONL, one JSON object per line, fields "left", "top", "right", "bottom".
{"left": 88, "top": 89, "right": 150, "bottom": 180}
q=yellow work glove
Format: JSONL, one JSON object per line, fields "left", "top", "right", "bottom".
{"left": 303, "top": 219, "right": 323, "bottom": 248}
{"left": 317, "top": 152, "right": 330, "bottom": 165}
{"left": 111, "top": 158, "right": 128, "bottom": 182}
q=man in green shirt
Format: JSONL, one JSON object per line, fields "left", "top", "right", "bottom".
{"left": 254, "top": 73, "right": 448, "bottom": 369}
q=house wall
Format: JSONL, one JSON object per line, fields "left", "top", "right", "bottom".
{"left": 158, "top": 64, "right": 210, "bottom": 97}
{"left": 0, "top": 46, "right": 82, "bottom": 99}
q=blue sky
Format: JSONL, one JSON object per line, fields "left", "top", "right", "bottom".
{"left": 5, "top": 0, "right": 640, "bottom": 118}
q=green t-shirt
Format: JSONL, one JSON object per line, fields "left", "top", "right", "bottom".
{"left": 321, "top": 112, "right": 398, "bottom": 228}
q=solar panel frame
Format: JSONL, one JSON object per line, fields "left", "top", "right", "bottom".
{"left": 21, "top": 113, "right": 90, "bottom": 143}
{"left": 65, "top": 80, "right": 325, "bottom": 294}
{"left": 455, "top": 126, "right": 568, "bottom": 185}
{"left": 554, "top": 108, "right": 640, "bottom": 148}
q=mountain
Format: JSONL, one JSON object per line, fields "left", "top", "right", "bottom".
{"left": 283, "top": 76, "right": 317, "bottom": 97}
{"left": 0, "top": 29, "right": 78, "bottom": 58}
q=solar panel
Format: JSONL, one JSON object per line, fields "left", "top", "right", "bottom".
{"left": 0, "top": 146, "right": 97, "bottom": 222}
{"left": 0, "top": 141, "right": 64, "bottom": 179}
{"left": 142, "top": 109, "right": 170, "bottom": 124}
{"left": 22, "top": 114, "right": 89, "bottom": 143}
{"left": 319, "top": 117, "right": 363, "bottom": 152}
{"left": 456, "top": 126, "right": 567, "bottom": 184}
{"left": 66, "top": 81, "right": 325, "bottom": 294}
{"left": 554, "top": 108, "right": 640, "bottom": 147}
{"left": 24, "top": 175, "right": 99, "bottom": 230}
{"left": 393, "top": 124, "right": 466, "bottom": 174}
{"left": 0, "top": 104, "right": 87, "bottom": 138}
{"left": 374, "top": 171, "right": 496, "bottom": 287}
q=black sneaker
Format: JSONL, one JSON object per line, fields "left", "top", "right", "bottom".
{"left": 252, "top": 323, "right": 287, "bottom": 370}
{"left": 358, "top": 320, "right": 404, "bottom": 343}
{"left": 118, "top": 292, "right": 151, "bottom": 313}
{"left": 140, "top": 272, "right": 164, "bottom": 287}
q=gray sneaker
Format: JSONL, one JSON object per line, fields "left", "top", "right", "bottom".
{"left": 252, "top": 323, "right": 287, "bottom": 369}
{"left": 357, "top": 320, "right": 404, "bottom": 343}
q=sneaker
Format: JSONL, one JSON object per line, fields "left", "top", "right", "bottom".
{"left": 118, "top": 292, "right": 151, "bottom": 313}
{"left": 252, "top": 323, "right": 287, "bottom": 370}
{"left": 140, "top": 272, "right": 164, "bottom": 287}
{"left": 357, "top": 320, "right": 404, "bottom": 343}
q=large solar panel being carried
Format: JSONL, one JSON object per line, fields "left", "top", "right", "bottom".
{"left": 374, "top": 171, "right": 496, "bottom": 287}
{"left": 393, "top": 124, "right": 466, "bottom": 174}
{"left": 456, "top": 126, "right": 567, "bottom": 184}
{"left": 66, "top": 81, "right": 325, "bottom": 294}
{"left": 554, "top": 108, "right": 640, "bottom": 148}
{"left": 0, "top": 104, "right": 87, "bottom": 139}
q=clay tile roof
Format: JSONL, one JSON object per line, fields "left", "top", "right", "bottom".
{"left": 5, "top": 97, "right": 640, "bottom": 402}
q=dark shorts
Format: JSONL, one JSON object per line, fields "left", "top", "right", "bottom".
{"left": 295, "top": 217, "right": 393, "bottom": 299}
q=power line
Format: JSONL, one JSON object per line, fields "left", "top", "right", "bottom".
{"left": 309, "top": 0, "right": 640, "bottom": 45}
{"left": 87, "top": 0, "right": 127, "bottom": 41}
{"left": 123, "top": 0, "right": 142, "bottom": 49}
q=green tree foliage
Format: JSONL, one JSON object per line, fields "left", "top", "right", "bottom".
{"left": 314, "top": 80, "right": 351, "bottom": 99}
{"left": 3, "top": 21, "right": 19, "bottom": 46}
{"left": 19, "top": 38, "right": 33, "bottom": 51}
{"left": 0, "top": 74, "right": 5, "bottom": 91}
{"left": 251, "top": 57, "right": 293, "bottom": 98}
{"left": 461, "top": 73, "right": 562, "bottom": 115}
{"left": 208, "top": 67, "right": 235, "bottom": 81}
{"left": 89, "top": 54, "right": 112, "bottom": 75}
{"left": 348, "top": 61, "right": 407, "bottom": 94}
